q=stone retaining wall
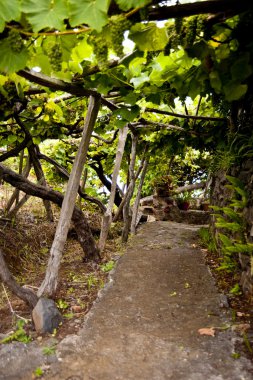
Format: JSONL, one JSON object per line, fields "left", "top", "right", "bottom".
{"left": 211, "top": 160, "right": 253, "bottom": 297}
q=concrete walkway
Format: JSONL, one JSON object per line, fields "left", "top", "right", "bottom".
{"left": 43, "top": 221, "right": 253, "bottom": 380}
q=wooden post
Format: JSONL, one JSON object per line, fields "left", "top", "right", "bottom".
{"left": 122, "top": 134, "right": 138, "bottom": 243}
{"left": 98, "top": 125, "right": 128, "bottom": 252}
{"left": 37, "top": 95, "right": 101, "bottom": 297}
{"left": 130, "top": 157, "right": 149, "bottom": 234}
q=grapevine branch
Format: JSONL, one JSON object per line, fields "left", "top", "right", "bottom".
{"left": 147, "top": 0, "right": 252, "bottom": 21}
{"left": 145, "top": 107, "right": 227, "bottom": 122}
{"left": 17, "top": 70, "right": 119, "bottom": 111}
{"left": 0, "top": 136, "right": 29, "bottom": 162}
{"left": 37, "top": 152, "right": 106, "bottom": 212}
{"left": 6, "top": 0, "right": 251, "bottom": 38}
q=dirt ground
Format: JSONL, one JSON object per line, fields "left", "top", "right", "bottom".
{"left": 2, "top": 221, "right": 252, "bottom": 380}
{"left": 0, "top": 200, "right": 120, "bottom": 341}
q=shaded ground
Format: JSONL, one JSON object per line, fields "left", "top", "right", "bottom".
{"left": 0, "top": 202, "right": 119, "bottom": 339}
{"left": 1, "top": 221, "right": 253, "bottom": 379}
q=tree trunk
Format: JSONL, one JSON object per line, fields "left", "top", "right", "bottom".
{"left": 0, "top": 248, "right": 38, "bottom": 309}
{"left": 0, "top": 165, "right": 99, "bottom": 260}
{"left": 5, "top": 156, "right": 31, "bottom": 214}
{"left": 98, "top": 125, "right": 128, "bottom": 252}
{"left": 38, "top": 152, "right": 106, "bottom": 212}
{"left": 28, "top": 144, "right": 54, "bottom": 222}
{"left": 90, "top": 161, "right": 123, "bottom": 206}
{"left": 122, "top": 134, "right": 138, "bottom": 243}
{"left": 173, "top": 181, "right": 206, "bottom": 194}
{"left": 113, "top": 144, "right": 148, "bottom": 223}
{"left": 8, "top": 193, "right": 31, "bottom": 219}
{"left": 15, "top": 150, "right": 25, "bottom": 205}
{"left": 130, "top": 157, "right": 149, "bottom": 234}
{"left": 38, "top": 95, "right": 100, "bottom": 297}
{"left": 78, "top": 167, "right": 88, "bottom": 207}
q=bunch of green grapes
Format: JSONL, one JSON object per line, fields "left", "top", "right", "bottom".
{"left": 109, "top": 15, "right": 132, "bottom": 57}
{"left": 3, "top": 81, "right": 18, "bottom": 101}
{"left": 166, "top": 25, "right": 179, "bottom": 51}
{"left": 184, "top": 16, "right": 198, "bottom": 48}
{"left": 175, "top": 17, "right": 183, "bottom": 35}
{"left": 88, "top": 32, "right": 108, "bottom": 71}
{"left": 195, "top": 15, "right": 206, "bottom": 37}
{"left": 0, "top": 81, "right": 18, "bottom": 118}
{"left": 163, "top": 92, "right": 175, "bottom": 107}
{"left": 0, "top": 93, "right": 9, "bottom": 117}
{"left": 195, "top": 15, "right": 213, "bottom": 41}
{"left": 65, "top": 107, "right": 76, "bottom": 124}
{"left": 49, "top": 43, "right": 62, "bottom": 72}
{"left": 7, "top": 30, "right": 24, "bottom": 53}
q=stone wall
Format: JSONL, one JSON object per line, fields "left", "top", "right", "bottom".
{"left": 237, "top": 159, "right": 253, "bottom": 296}
{"left": 211, "top": 161, "right": 253, "bottom": 297}
{"left": 150, "top": 195, "right": 210, "bottom": 225}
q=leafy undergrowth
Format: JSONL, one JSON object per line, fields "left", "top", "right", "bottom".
{"left": 198, "top": 228, "right": 253, "bottom": 359}
{"left": 0, "top": 201, "right": 121, "bottom": 342}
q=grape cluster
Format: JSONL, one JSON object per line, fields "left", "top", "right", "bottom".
{"left": 48, "top": 43, "right": 62, "bottom": 72}
{"left": 175, "top": 17, "right": 183, "bottom": 35}
{"left": 0, "top": 81, "right": 18, "bottom": 117}
{"left": 195, "top": 15, "right": 213, "bottom": 41}
{"left": 7, "top": 30, "right": 24, "bottom": 53}
{"left": 65, "top": 107, "right": 76, "bottom": 124}
{"left": 184, "top": 16, "right": 198, "bottom": 48}
{"left": 88, "top": 32, "right": 108, "bottom": 71}
{"left": 0, "top": 93, "right": 9, "bottom": 118}
{"left": 166, "top": 24, "right": 179, "bottom": 52}
{"left": 109, "top": 15, "right": 132, "bottom": 57}
{"left": 3, "top": 81, "right": 18, "bottom": 101}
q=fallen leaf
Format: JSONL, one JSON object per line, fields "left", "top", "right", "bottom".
{"left": 198, "top": 327, "right": 215, "bottom": 337}
{"left": 71, "top": 305, "right": 82, "bottom": 313}
{"left": 184, "top": 282, "right": 191, "bottom": 289}
{"left": 169, "top": 291, "right": 177, "bottom": 297}
{"left": 236, "top": 312, "right": 245, "bottom": 317}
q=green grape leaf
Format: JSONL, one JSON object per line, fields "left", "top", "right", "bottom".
{"left": 145, "top": 92, "right": 161, "bottom": 105}
{"left": 69, "top": 0, "right": 108, "bottom": 31}
{"left": 21, "top": 0, "right": 68, "bottom": 32}
{"left": 123, "top": 92, "right": 139, "bottom": 106}
{"left": 33, "top": 136, "right": 41, "bottom": 145}
{"left": 115, "top": 0, "right": 151, "bottom": 11}
{"left": 130, "top": 71, "right": 150, "bottom": 88}
{"left": 0, "top": 39, "right": 29, "bottom": 73}
{"left": 59, "top": 35, "right": 79, "bottom": 62}
{"left": 7, "top": 134, "right": 17, "bottom": 143}
{"left": 114, "top": 105, "right": 139, "bottom": 122}
{"left": 129, "top": 23, "right": 169, "bottom": 51}
{"left": 115, "top": 119, "right": 127, "bottom": 128}
{"left": 0, "top": 0, "right": 21, "bottom": 32}
{"left": 231, "top": 54, "right": 252, "bottom": 82}
{"left": 223, "top": 81, "right": 247, "bottom": 102}
{"left": 209, "top": 70, "right": 222, "bottom": 93}
{"left": 71, "top": 38, "right": 92, "bottom": 63}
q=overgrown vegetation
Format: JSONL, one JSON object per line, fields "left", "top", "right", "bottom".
{"left": 0, "top": 0, "right": 253, "bottom": 335}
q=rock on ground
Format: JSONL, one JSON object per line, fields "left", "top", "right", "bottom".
{"left": 0, "top": 340, "right": 57, "bottom": 380}
{"left": 32, "top": 297, "right": 62, "bottom": 334}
